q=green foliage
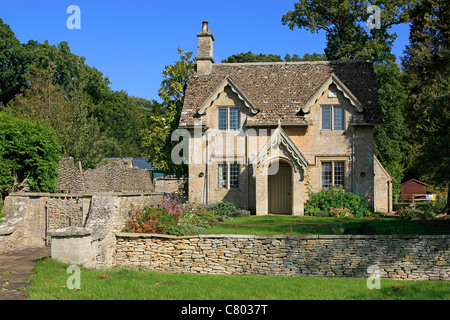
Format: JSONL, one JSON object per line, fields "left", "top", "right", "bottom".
{"left": 329, "top": 207, "right": 353, "bottom": 218}
{"left": 373, "top": 61, "right": 409, "bottom": 196}
{"left": 0, "top": 112, "right": 61, "bottom": 193}
{"left": 282, "top": 0, "right": 416, "bottom": 62}
{"left": 343, "top": 222, "right": 377, "bottom": 235}
{"left": 305, "top": 186, "right": 372, "bottom": 217}
{"left": 142, "top": 47, "right": 195, "bottom": 176}
{"left": 0, "top": 18, "right": 26, "bottom": 105}
{"left": 0, "top": 19, "right": 158, "bottom": 170}
{"left": 0, "top": 197, "right": 4, "bottom": 224}
{"left": 212, "top": 201, "right": 251, "bottom": 218}
{"left": 401, "top": 0, "right": 450, "bottom": 212}
{"left": 284, "top": 52, "right": 326, "bottom": 61}
{"left": 222, "top": 51, "right": 326, "bottom": 63}
{"left": 222, "top": 51, "right": 283, "bottom": 63}
{"left": 212, "top": 201, "right": 238, "bottom": 217}
{"left": 123, "top": 199, "right": 232, "bottom": 236}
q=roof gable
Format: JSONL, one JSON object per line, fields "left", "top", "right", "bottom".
{"left": 302, "top": 73, "right": 363, "bottom": 113}
{"left": 197, "top": 76, "right": 259, "bottom": 115}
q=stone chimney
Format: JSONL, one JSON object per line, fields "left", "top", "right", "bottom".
{"left": 197, "top": 21, "right": 215, "bottom": 75}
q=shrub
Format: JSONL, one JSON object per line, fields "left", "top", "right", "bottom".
{"left": 0, "top": 112, "right": 61, "bottom": 193}
{"left": 398, "top": 206, "right": 420, "bottom": 220}
{"left": 329, "top": 207, "right": 352, "bottom": 218}
{"left": 305, "top": 186, "right": 372, "bottom": 217}
{"left": 0, "top": 198, "right": 4, "bottom": 224}
{"left": 315, "top": 210, "right": 330, "bottom": 217}
{"left": 213, "top": 201, "right": 238, "bottom": 217}
{"left": 123, "top": 199, "right": 231, "bottom": 235}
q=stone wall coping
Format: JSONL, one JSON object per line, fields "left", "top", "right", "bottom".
{"left": 7, "top": 192, "right": 164, "bottom": 198}
{"left": 115, "top": 232, "right": 197, "bottom": 239}
{"left": 115, "top": 232, "right": 450, "bottom": 240}
{"left": 49, "top": 227, "right": 93, "bottom": 237}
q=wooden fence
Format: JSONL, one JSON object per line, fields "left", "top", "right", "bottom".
{"left": 395, "top": 193, "right": 436, "bottom": 203}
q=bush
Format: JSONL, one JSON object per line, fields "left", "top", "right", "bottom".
{"left": 305, "top": 186, "right": 372, "bottom": 217}
{"left": 213, "top": 201, "right": 238, "bottom": 217}
{"left": 123, "top": 199, "right": 231, "bottom": 236}
{"left": 0, "top": 112, "right": 61, "bottom": 193}
{"left": 329, "top": 207, "right": 352, "bottom": 218}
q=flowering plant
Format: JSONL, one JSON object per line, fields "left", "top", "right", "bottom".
{"left": 329, "top": 207, "right": 353, "bottom": 218}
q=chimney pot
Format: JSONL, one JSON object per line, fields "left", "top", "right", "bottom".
{"left": 202, "top": 21, "right": 209, "bottom": 33}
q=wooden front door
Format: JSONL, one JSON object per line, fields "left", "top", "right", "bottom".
{"left": 268, "top": 162, "right": 292, "bottom": 214}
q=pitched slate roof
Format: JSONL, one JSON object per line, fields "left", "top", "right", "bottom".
{"left": 180, "top": 61, "right": 381, "bottom": 127}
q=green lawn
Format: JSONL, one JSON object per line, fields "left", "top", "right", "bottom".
{"left": 26, "top": 258, "right": 450, "bottom": 300}
{"left": 201, "top": 215, "right": 449, "bottom": 235}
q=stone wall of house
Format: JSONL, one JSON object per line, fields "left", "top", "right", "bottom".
{"left": 57, "top": 158, "right": 154, "bottom": 193}
{"left": 115, "top": 233, "right": 450, "bottom": 281}
{"left": 186, "top": 84, "right": 383, "bottom": 215}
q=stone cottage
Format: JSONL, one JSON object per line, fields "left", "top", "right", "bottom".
{"left": 178, "top": 21, "right": 392, "bottom": 215}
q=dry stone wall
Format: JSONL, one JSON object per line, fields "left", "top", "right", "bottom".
{"left": 57, "top": 158, "right": 154, "bottom": 193}
{"left": 115, "top": 233, "right": 450, "bottom": 281}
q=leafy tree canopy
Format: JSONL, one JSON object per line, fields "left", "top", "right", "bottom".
{"left": 282, "top": 0, "right": 417, "bottom": 62}
{"left": 401, "top": 0, "right": 450, "bottom": 211}
{"left": 142, "top": 47, "right": 195, "bottom": 177}
{"left": 222, "top": 51, "right": 326, "bottom": 63}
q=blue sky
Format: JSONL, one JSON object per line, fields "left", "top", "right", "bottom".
{"left": 2, "top": 0, "right": 410, "bottom": 102}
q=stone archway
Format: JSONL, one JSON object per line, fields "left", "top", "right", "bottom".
{"left": 255, "top": 156, "right": 305, "bottom": 216}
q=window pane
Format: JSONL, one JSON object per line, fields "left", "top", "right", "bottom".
{"left": 218, "top": 164, "right": 227, "bottom": 188}
{"left": 334, "top": 162, "right": 345, "bottom": 188}
{"left": 333, "top": 106, "right": 344, "bottom": 130}
{"left": 322, "top": 162, "right": 332, "bottom": 189}
{"left": 322, "top": 106, "right": 331, "bottom": 130}
{"left": 218, "top": 108, "right": 227, "bottom": 130}
{"left": 229, "top": 108, "right": 240, "bottom": 131}
{"left": 230, "top": 163, "right": 240, "bottom": 189}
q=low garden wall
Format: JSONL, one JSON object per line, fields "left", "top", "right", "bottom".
{"left": 115, "top": 233, "right": 450, "bottom": 281}
{"left": 0, "top": 192, "right": 164, "bottom": 256}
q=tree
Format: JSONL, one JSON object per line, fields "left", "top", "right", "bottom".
{"left": 401, "top": 0, "right": 450, "bottom": 212}
{"left": 142, "top": 47, "right": 195, "bottom": 176}
{"left": 0, "top": 19, "right": 27, "bottom": 106}
{"left": 285, "top": 52, "right": 326, "bottom": 61}
{"left": 6, "top": 65, "right": 72, "bottom": 141}
{"left": 373, "top": 61, "right": 409, "bottom": 196}
{"left": 62, "top": 81, "right": 111, "bottom": 169}
{"left": 223, "top": 51, "right": 326, "bottom": 63}
{"left": 222, "top": 51, "right": 283, "bottom": 63}
{"left": 282, "top": 0, "right": 416, "bottom": 62}
{"left": 0, "top": 112, "right": 61, "bottom": 194}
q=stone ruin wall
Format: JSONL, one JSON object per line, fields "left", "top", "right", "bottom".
{"left": 57, "top": 157, "right": 154, "bottom": 194}
{"left": 0, "top": 192, "right": 164, "bottom": 255}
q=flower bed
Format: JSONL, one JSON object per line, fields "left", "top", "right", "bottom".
{"left": 122, "top": 198, "right": 250, "bottom": 236}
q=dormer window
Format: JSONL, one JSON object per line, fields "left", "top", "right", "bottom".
{"left": 218, "top": 107, "right": 240, "bottom": 131}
